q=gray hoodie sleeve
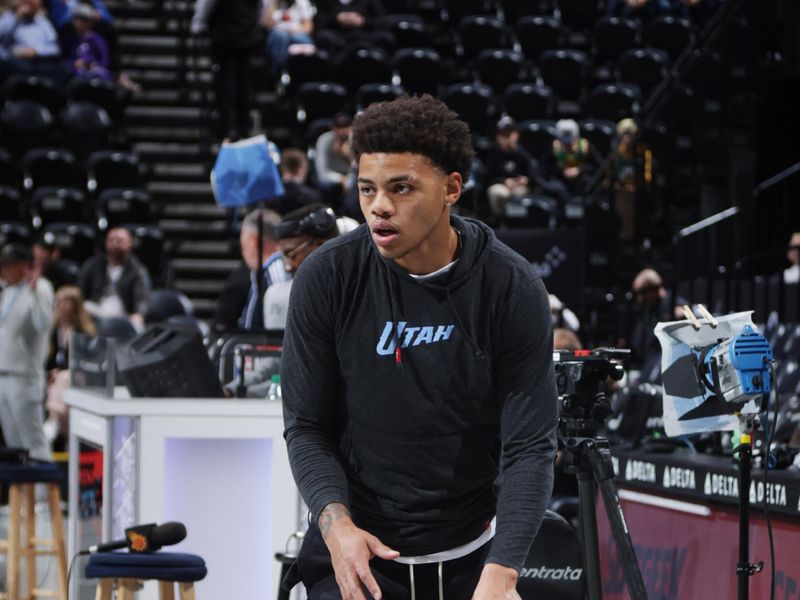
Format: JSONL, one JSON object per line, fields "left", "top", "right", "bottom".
{"left": 281, "top": 255, "right": 350, "bottom": 521}
{"left": 486, "top": 273, "right": 558, "bottom": 571}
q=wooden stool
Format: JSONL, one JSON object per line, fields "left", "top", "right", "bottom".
{"left": 85, "top": 552, "right": 207, "bottom": 600}
{"left": 0, "top": 462, "right": 68, "bottom": 600}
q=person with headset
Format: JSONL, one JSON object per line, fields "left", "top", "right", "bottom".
{"left": 263, "top": 204, "right": 339, "bottom": 329}
{"left": 281, "top": 96, "right": 557, "bottom": 600}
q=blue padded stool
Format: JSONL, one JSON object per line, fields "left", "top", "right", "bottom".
{"left": 0, "top": 461, "right": 67, "bottom": 600}
{"left": 85, "top": 551, "right": 208, "bottom": 600}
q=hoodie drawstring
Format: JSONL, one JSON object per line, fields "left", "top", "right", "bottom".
{"left": 408, "top": 562, "right": 445, "bottom": 600}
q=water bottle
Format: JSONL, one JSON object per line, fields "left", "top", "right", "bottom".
{"left": 267, "top": 374, "right": 281, "bottom": 401}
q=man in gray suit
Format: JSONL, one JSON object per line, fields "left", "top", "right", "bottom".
{"left": 0, "top": 243, "right": 53, "bottom": 460}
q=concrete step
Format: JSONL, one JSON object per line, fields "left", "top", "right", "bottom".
{"left": 171, "top": 257, "right": 241, "bottom": 273}
{"left": 151, "top": 162, "right": 209, "bottom": 181}
{"left": 162, "top": 203, "right": 226, "bottom": 218}
{"left": 175, "top": 239, "right": 237, "bottom": 257}
{"left": 159, "top": 219, "right": 230, "bottom": 238}
{"left": 133, "top": 140, "right": 212, "bottom": 163}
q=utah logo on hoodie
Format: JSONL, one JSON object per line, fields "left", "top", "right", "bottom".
{"left": 376, "top": 321, "right": 455, "bottom": 356}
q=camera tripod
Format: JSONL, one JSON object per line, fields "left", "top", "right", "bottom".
{"left": 555, "top": 350, "right": 648, "bottom": 600}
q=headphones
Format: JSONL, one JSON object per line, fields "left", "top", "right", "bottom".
{"left": 276, "top": 206, "right": 338, "bottom": 239}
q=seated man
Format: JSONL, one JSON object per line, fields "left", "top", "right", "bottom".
{"left": 78, "top": 227, "right": 151, "bottom": 328}
{"left": 784, "top": 231, "right": 800, "bottom": 285}
{"left": 0, "top": 0, "right": 69, "bottom": 84}
{"left": 264, "top": 203, "right": 339, "bottom": 329}
{"left": 484, "top": 117, "right": 537, "bottom": 218}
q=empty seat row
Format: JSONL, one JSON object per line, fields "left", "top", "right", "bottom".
{"left": 2, "top": 75, "right": 127, "bottom": 122}
{"left": 0, "top": 100, "right": 115, "bottom": 159}
{"left": 0, "top": 185, "right": 153, "bottom": 232}
{"left": 295, "top": 79, "right": 641, "bottom": 130}
{"left": 0, "top": 149, "right": 142, "bottom": 195}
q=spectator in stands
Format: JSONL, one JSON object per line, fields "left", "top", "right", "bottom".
{"left": 553, "top": 327, "right": 582, "bottom": 351}
{"left": 313, "top": 0, "right": 392, "bottom": 54}
{"left": 265, "top": 204, "right": 338, "bottom": 329}
{"left": 314, "top": 112, "right": 354, "bottom": 204}
{"left": 277, "top": 147, "right": 323, "bottom": 214}
{"left": 78, "top": 226, "right": 152, "bottom": 328}
{"left": 43, "top": 285, "right": 95, "bottom": 449}
{"left": 191, "top": 0, "right": 263, "bottom": 140}
{"left": 261, "top": 0, "right": 315, "bottom": 75}
{"left": 60, "top": 3, "right": 112, "bottom": 80}
{"left": 237, "top": 208, "right": 291, "bottom": 330}
{"left": 606, "top": 118, "right": 654, "bottom": 242}
{"left": 784, "top": 231, "right": 800, "bottom": 284}
{"left": 0, "top": 243, "right": 53, "bottom": 461}
{"left": 32, "top": 232, "right": 75, "bottom": 291}
{"left": 0, "top": 0, "right": 69, "bottom": 84}
{"left": 485, "top": 117, "right": 537, "bottom": 219}
{"left": 606, "top": 0, "right": 671, "bottom": 19}
{"left": 551, "top": 119, "right": 590, "bottom": 183}
{"left": 625, "top": 268, "right": 681, "bottom": 376}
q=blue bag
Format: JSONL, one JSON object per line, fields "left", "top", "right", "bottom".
{"left": 210, "top": 135, "right": 284, "bottom": 207}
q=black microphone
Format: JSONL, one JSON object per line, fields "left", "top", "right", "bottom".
{"left": 87, "top": 522, "right": 187, "bottom": 554}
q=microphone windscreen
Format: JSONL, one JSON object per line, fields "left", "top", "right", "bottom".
{"left": 150, "top": 522, "right": 187, "bottom": 547}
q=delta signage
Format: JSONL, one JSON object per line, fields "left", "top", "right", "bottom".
{"left": 614, "top": 452, "right": 800, "bottom": 517}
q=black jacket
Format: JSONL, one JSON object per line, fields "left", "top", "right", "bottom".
{"left": 77, "top": 254, "right": 152, "bottom": 316}
{"left": 282, "top": 216, "right": 558, "bottom": 570}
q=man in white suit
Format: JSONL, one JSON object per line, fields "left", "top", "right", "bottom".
{"left": 0, "top": 243, "right": 53, "bottom": 460}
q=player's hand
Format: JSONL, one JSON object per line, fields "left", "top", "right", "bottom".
{"left": 471, "top": 563, "right": 521, "bottom": 600}
{"left": 319, "top": 503, "right": 399, "bottom": 600}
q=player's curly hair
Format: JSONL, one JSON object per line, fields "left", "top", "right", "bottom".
{"left": 350, "top": 95, "right": 475, "bottom": 179}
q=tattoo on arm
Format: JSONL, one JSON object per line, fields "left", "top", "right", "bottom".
{"left": 318, "top": 503, "right": 351, "bottom": 538}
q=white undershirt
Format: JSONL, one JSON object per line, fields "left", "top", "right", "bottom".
{"left": 408, "top": 259, "right": 458, "bottom": 282}
{"left": 394, "top": 517, "right": 496, "bottom": 565}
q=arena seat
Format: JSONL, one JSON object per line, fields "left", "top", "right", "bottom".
{"left": 125, "top": 223, "right": 167, "bottom": 282}
{"left": 503, "top": 83, "right": 553, "bottom": 121}
{"left": 504, "top": 194, "right": 558, "bottom": 229}
{"left": 517, "top": 120, "right": 558, "bottom": 161}
{"left": 499, "top": 0, "right": 544, "bottom": 24}
{"left": 0, "top": 222, "right": 30, "bottom": 246}
{"left": 0, "top": 149, "right": 21, "bottom": 188}
{"left": 392, "top": 48, "right": 441, "bottom": 96}
{"left": 578, "top": 119, "right": 616, "bottom": 156}
{"left": 59, "top": 102, "right": 113, "bottom": 159}
{"left": 97, "top": 188, "right": 152, "bottom": 231}
{"left": 593, "top": 16, "right": 640, "bottom": 64}
{"left": 539, "top": 49, "right": 590, "bottom": 101}
{"left": 476, "top": 49, "right": 526, "bottom": 95}
{"left": 3, "top": 75, "right": 66, "bottom": 116}
{"left": 280, "top": 51, "right": 332, "bottom": 96}
{"left": 143, "top": 288, "right": 194, "bottom": 324}
{"left": 440, "top": 82, "right": 494, "bottom": 135}
{"left": 42, "top": 222, "right": 96, "bottom": 264}
{"left": 557, "top": 0, "right": 601, "bottom": 31}
{"left": 296, "top": 82, "right": 347, "bottom": 124}
{"left": 445, "top": 0, "right": 498, "bottom": 24}
{"left": 0, "top": 186, "right": 21, "bottom": 222}
{"left": 515, "top": 15, "right": 562, "bottom": 61}
{"left": 618, "top": 47, "right": 670, "bottom": 97}
{"left": 21, "top": 148, "right": 82, "bottom": 193}
{"left": 67, "top": 77, "right": 125, "bottom": 122}
{"left": 584, "top": 82, "right": 640, "bottom": 121}
{"left": 355, "top": 83, "right": 405, "bottom": 112}
{"left": 334, "top": 47, "right": 392, "bottom": 93}
{"left": 457, "top": 15, "right": 510, "bottom": 60}
{"left": 86, "top": 150, "right": 142, "bottom": 195}
{"left": 30, "top": 186, "right": 86, "bottom": 230}
{"left": 645, "top": 15, "right": 694, "bottom": 60}
{"left": 0, "top": 100, "right": 54, "bottom": 157}
{"left": 384, "top": 16, "right": 431, "bottom": 48}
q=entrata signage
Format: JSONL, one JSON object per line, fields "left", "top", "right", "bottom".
{"left": 520, "top": 565, "right": 583, "bottom": 581}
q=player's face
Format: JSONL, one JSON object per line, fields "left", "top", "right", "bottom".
{"left": 358, "top": 152, "right": 461, "bottom": 274}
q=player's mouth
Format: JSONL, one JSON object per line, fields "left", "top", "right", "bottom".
{"left": 371, "top": 221, "right": 399, "bottom": 247}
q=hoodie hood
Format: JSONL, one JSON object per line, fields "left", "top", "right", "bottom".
{"left": 379, "top": 215, "right": 495, "bottom": 292}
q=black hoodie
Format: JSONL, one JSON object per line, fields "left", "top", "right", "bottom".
{"left": 281, "top": 215, "right": 558, "bottom": 571}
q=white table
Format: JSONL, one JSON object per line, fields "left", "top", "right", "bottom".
{"left": 65, "top": 387, "right": 303, "bottom": 600}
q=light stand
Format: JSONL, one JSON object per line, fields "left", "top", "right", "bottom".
{"left": 735, "top": 416, "right": 764, "bottom": 600}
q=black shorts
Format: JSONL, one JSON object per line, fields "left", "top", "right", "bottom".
{"left": 287, "top": 524, "right": 490, "bottom": 600}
